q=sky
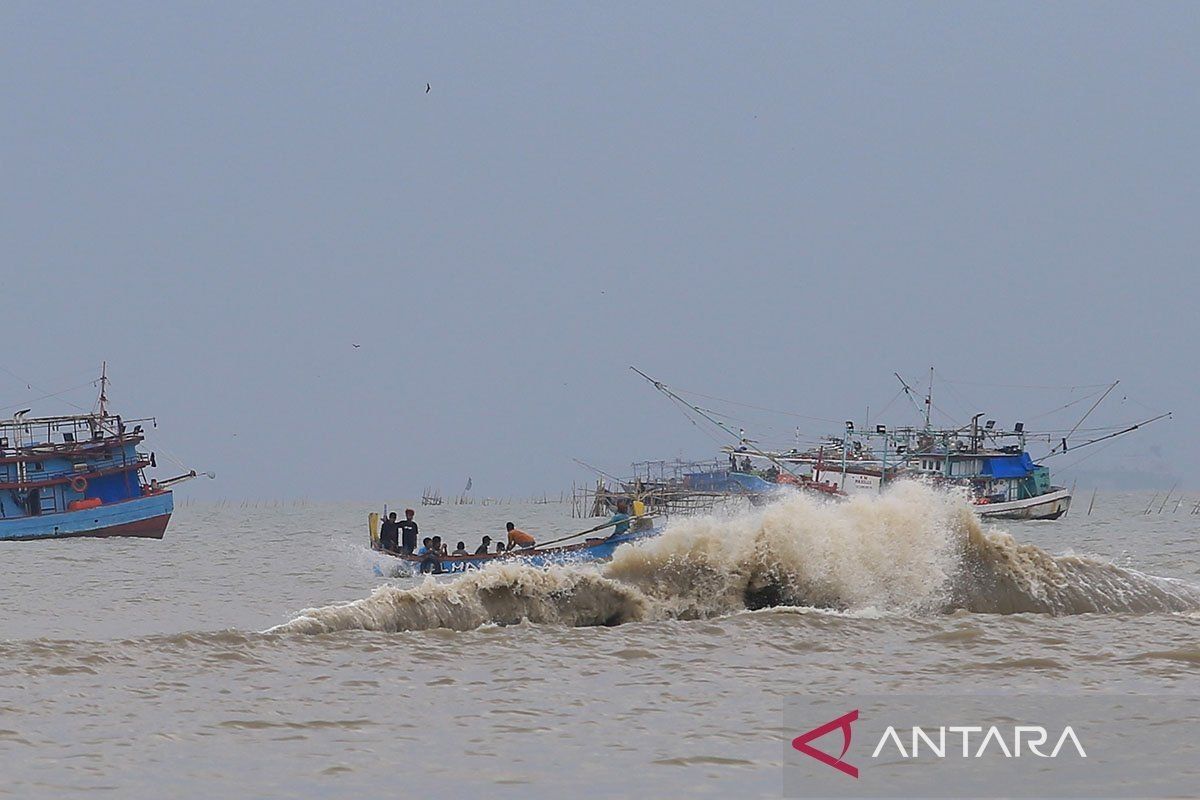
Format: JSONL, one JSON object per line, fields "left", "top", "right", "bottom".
{"left": 1, "top": 2, "right": 1196, "bottom": 500}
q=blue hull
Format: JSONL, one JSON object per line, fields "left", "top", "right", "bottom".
{"left": 383, "top": 526, "right": 660, "bottom": 575}
{"left": 0, "top": 492, "right": 174, "bottom": 542}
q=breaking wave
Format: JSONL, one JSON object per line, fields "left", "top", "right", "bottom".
{"left": 270, "top": 483, "right": 1200, "bottom": 634}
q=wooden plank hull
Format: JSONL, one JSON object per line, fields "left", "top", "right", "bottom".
{"left": 0, "top": 492, "right": 174, "bottom": 541}
{"left": 378, "top": 526, "right": 660, "bottom": 574}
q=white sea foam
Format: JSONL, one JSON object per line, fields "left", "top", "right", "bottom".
{"left": 271, "top": 483, "right": 1200, "bottom": 634}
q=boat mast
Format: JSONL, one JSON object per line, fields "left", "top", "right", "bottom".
{"left": 924, "top": 366, "right": 933, "bottom": 430}
{"left": 98, "top": 361, "right": 109, "bottom": 421}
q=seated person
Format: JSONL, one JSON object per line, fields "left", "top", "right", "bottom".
{"left": 475, "top": 536, "right": 492, "bottom": 555}
{"left": 421, "top": 537, "right": 444, "bottom": 574}
{"left": 453, "top": 541, "right": 468, "bottom": 556}
{"left": 607, "top": 501, "right": 631, "bottom": 538}
{"left": 495, "top": 541, "right": 507, "bottom": 554}
{"left": 416, "top": 537, "right": 432, "bottom": 556}
{"left": 505, "top": 522, "right": 536, "bottom": 549}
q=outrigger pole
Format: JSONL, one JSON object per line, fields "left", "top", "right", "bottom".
{"left": 1039, "top": 412, "right": 1172, "bottom": 460}
{"left": 629, "top": 366, "right": 811, "bottom": 485}
{"left": 1045, "top": 380, "right": 1120, "bottom": 456}
{"left": 534, "top": 512, "right": 660, "bottom": 549}
{"left": 895, "top": 372, "right": 926, "bottom": 425}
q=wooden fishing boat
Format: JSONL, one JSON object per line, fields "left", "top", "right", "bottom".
{"left": 0, "top": 364, "right": 201, "bottom": 542}
{"left": 383, "top": 528, "right": 659, "bottom": 574}
{"left": 368, "top": 512, "right": 660, "bottom": 575}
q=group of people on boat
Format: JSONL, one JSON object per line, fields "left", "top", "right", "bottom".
{"left": 377, "top": 508, "right": 421, "bottom": 554}
{"left": 377, "top": 511, "right": 541, "bottom": 559}
{"left": 376, "top": 501, "right": 635, "bottom": 574}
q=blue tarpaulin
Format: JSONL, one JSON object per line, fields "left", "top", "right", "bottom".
{"left": 985, "top": 452, "right": 1035, "bottom": 478}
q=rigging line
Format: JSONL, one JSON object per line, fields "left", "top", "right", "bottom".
{"left": 1120, "top": 394, "right": 1168, "bottom": 417}
{"left": 0, "top": 364, "right": 90, "bottom": 413}
{"left": 1025, "top": 387, "right": 1107, "bottom": 422}
{"left": 928, "top": 399, "right": 960, "bottom": 427}
{"left": 665, "top": 394, "right": 729, "bottom": 448}
{"left": 632, "top": 367, "right": 810, "bottom": 482}
{"left": 0, "top": 380, "right": 101, "bottom": 415}
{"left": 1052, "top": 437, "right": 1124, "bottom": 474}
{"left": 1047, "top": 381, "right": 1119, "bottom": 456}
{"left": 664, "top": 385, "right": 842, "bottom": 425}
{"left": 871, "top": 387, "right": 907, "bottom": 423}
{"left": 691, "top": 404, "right": 754, "bottom": 427}
{"left": 893, "top": 373, "right": 926, "bottom": 420}
{"left": 1039, "top": 412, "right": 1171, "bottom": 461}
{"left": 932, "top": 376, "right": 1113, "bottom": 391}
{"left": 1023, "top": 424, "right": 1145, "bottom": 435}
{"left": 932, "top": 370, "right": 982, "bottom": 420}
{"left": 0, "top": 364, "right": 93, "bottom": 413}
{"left": 572, "top": 458, "right": 624, "bottom": 483}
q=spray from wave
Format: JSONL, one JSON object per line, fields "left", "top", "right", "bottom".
{"left": 270, "top": 483, "right": 1200, "bottom": 634}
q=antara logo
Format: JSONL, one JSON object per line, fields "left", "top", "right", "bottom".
{"left": 792, "top": 711, "right": 1088, "bottom": 779}
{"left": 792, "top": 709, "right": 860, "bottom": 778}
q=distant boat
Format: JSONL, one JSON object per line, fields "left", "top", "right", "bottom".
{"left": 633, "top": 367, "right": 1168, "bottom": 523}
{"left": 730, "top": 438, "right": 1073, "bottom": 520}
{"left": 0, "top": 365, "right": 197, "bottom": 541}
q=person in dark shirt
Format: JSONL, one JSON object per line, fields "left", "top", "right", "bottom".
{"left": 379, "top": 512, "right": 400, "bottom": 552}
{"left": 398, "top": 508, "right": 419, "bottom": 554}
{"left": 475, "top": 535, "right": 492, "bottom": 555}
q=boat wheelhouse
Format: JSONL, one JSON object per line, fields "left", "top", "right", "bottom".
{"left": 0, "top": 368, "right": 193, "bottom": 541}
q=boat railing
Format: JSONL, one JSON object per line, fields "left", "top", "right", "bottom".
{"left": 0, "top": 415, "right": 154, "bottom": 451}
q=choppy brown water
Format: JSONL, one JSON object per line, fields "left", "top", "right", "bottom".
{"left": 2, "top": 486, "right": 1198, "bottom": 798}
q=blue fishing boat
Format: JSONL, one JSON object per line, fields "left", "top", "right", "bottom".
{"left": 369, "top": 513, "right": 660, "bottom": 574}
{"left": 0, "top": 365, "right": 198, "bottom": 542}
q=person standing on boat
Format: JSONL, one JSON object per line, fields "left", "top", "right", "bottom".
{"left": 506, "top": 522, "right": 536, "bottom": 549}
{"left": 379, "top": 512, "right": 401, "bottom": 553}
{"left": 607, "top": 500, "right": 631, "bottom": 538}
{"left": 399, "top": 508, "right": 419, "bottom": 554}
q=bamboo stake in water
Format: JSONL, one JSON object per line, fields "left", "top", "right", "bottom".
{"left": 1158, "top": 483, "right": 1177, "bottom": 514}
{"left": 1087, "top": 488, "right": 1097, "bottom": 516}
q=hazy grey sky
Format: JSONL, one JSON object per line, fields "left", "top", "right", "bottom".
{"left": 2, "top": 3, "right": 1196, "bottom": 499}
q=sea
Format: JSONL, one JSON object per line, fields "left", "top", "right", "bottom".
{"left": 1, "top": 485, "right": 1198, "bottom": 799}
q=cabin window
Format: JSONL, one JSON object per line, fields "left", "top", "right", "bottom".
{"left": 31, "top": 462, "right": 43, "bottom": 471}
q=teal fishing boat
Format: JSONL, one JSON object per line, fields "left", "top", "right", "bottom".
{"left": 0, "top": 365, "right": 202, "bottom": 541}
{"left": 368, "top": 510, "right": 660, "bottom": 574}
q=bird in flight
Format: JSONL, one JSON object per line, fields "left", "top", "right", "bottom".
{"left": 352, "top": 343, "right": 361, "bottom": 348}
{"left": 426, "top": 83, "right": 431, "bottom": 93}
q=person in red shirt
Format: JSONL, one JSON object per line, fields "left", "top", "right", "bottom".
{"left": 505, "top": 522, "right": 536, "bottom": 549}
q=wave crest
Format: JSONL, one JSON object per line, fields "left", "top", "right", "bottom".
{"left": 273, "top": 483, "right": 1200, "bottom": 634}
